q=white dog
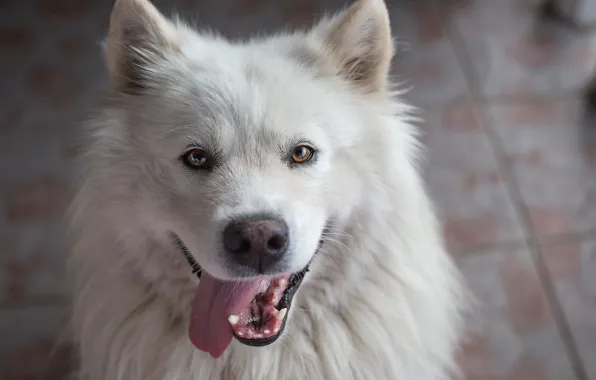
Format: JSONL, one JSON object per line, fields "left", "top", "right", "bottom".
{"left": 67, "top": 0, "right": 465, "bottom": 378}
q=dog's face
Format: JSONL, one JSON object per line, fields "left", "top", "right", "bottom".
{"left": 143, "top": 64, "right": 351, "bottom": 281}
{"left": 101, "top": 0, "right": 394, "bottom": 358}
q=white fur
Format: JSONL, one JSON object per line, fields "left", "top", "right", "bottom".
{"left": 67, "top": 0, "right": 466, "bottom": 379}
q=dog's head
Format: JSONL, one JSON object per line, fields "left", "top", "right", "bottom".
{"left": 99, "top": 0, "right": 398, "bottom": 358}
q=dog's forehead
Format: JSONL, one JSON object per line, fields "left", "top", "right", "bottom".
{"left": 169, "top": 51, "right": 330, "bottom": 147}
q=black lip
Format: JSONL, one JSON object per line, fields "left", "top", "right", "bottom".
{"left": 173, "top": 235, "right": 202, "bottom": 278}
{"left": 173, "top": 221, "right": 331, "bottom": 347}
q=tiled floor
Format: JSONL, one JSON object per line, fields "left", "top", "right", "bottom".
{"left": 0, "top": 0, "right": 595, "bottom": 379}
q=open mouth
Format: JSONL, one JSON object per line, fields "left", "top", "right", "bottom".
{"left": 174, "top": 231, "right": 323, "bottom": 355}
{"left": 227, "top": 268, "right": 307, "bottom": 346}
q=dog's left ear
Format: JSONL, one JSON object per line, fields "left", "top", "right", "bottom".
{"left": 105, "top": 0, "right": 180, "bottom": 94}
{"left": 312, "top": 0, "right": 392, "bottom": 93}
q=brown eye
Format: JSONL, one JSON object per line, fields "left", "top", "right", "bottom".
{"left": 183, "top": 148, "right": 210, "bottom": 169}
{"left": 291, "top": 145, "right": 314, "bottom": 164}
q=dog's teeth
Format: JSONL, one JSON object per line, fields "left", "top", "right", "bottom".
{"left": 276, "top": 308, "right": 287, "bottom": 321}
{"left": 278, "top": 278, "right": 287, "bottom": 286}
{"left": 264, "top": 329, "right": 270, "bottom": 334}
{"left": 259, "top": 279, "right": 271, "bottom": 293}
{"left": 255, "top": 333, "right": 263, "bottom": 338}
{"left": 237, "top": 331, "right": 244, "bottom": 336}
{"left": 228, "top": 315, "right": 240, "bottom": 326}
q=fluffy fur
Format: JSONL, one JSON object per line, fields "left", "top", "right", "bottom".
{"left": 67, "top": 0, "right": 466, "bottom": 379}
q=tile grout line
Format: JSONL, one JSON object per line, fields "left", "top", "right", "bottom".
{"left": 538, "top": 229, "right": 596, "bottom": 247}
{"left": 429, "top": 2, "right": 590, "bottom": 379}
{"left": 476, "top": 89, "right": 588, "bottom": 105}
{"left": 455, "top": 229, "right": 596, "bottom": 257}
{"left": 418, "top": 89, "right": 590, "bottom": 111}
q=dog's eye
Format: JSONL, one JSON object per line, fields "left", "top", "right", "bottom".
{"left": 291, "top": 145, "right": 314, "bottom": 164}
{"left": 182, "top": 148, "right": 210, "bottom": 170}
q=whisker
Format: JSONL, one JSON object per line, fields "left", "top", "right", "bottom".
{"left": 317, "top": 247, "right": 342, "bottom": 267}
{"left": 323, "top": 227, "right": 351, "bottom": 234}
{"left": 322, "top": 236, "right": 354, "bottom": 255}
{"left": 321, "top": 231, "right": 353, "bottom": 239}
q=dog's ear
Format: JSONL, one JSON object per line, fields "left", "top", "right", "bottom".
{"left": 105, "top": 0, "right": 180, "bottom": 94}
{"left": 312, "top": 0, "right": 392, "bottom": 93}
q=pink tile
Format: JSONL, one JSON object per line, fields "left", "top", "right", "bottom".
{"left": 0, "top": 221, "right": 67, "bottom": 302}
{"left": 38, "top": 0, "right": 101, "bottom": 18}
{"left": 0, "top": 26, "right": 34, "bottom": 52}
{"left": 4, "top": 174, "right": 67, "bottom": 224}
{"left": 456, "top": 247, "right": 576, "bottom": 380}
{"left": 0, "top": 306, "right": 72, "bottom": 380}
{"left": 0, "top": 102, "right": 23, "bottom": 135}
{"left": 227, "top": 0, "right": 274, "bottom": 18}
{"left": 450, "top": 0, "right": 596, "bottom": 98}
{"left": 176, "top": 0, "right": 289, "bottom": 39}
{"left": 26, "top": 64, "right": 83, "bottom": 105}
{"left": 0, "top": 24, "right": 33, "bottom": 95}
{"left": 422, "top": 100, "right": 524, "bottom": 251}
{"left": 387, "top": 0, "right": 470, "bottom": 106}
{"left": 542, "top": 238, "right": 596, "bottom": 379}
{"left": 488, "top": 98, "right": 596, "bottom": 237}
{"left": 280, "top": 0, "right": 318, "bottom": 28}
{"left": 0, "top": 0, "right": 17, "bottom": 9}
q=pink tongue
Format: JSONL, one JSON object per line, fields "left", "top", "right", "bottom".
{"left": 188, "top": 272, "right": 265, "bottom": 358}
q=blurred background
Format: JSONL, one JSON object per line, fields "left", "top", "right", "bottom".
{"left": 1, "top": 0, "right": 596, "bottom": 379}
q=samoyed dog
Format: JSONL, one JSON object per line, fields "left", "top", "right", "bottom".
{"left": 67, "top": 0, "right": 465, "bottom": 379}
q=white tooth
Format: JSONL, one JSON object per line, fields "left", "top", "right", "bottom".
{"left": 276, "top": 308, "right": 287, "bottom": 321}
{"left": 274, "top": 327, "right": 280, "bottom": 333}
{"left": 237, "top": 332, "right": 244, "bottom": 336}
{"left": 228, "top": 315, "right": 240, "bottom": 326}
{"left": 255, "top": 333, "right": 263, "bottom": 338}
{"left": 264, "top": 329, "right": 270, "bottom": 334}
{"left": 279, "top": 279, "right": 287, "bottom": 286}
{"left": 260, "top": 279, "right": 271, "bottom": 293}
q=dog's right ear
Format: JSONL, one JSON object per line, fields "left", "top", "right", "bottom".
{"left": 105, "top": 0, "right": 180, "bottom": 94}
{"left": 310, "top": 0, "right": 392, "bottom": 94}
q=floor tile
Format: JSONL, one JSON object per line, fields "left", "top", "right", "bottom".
{"left": 0, "top": 217, "right": 68, "bottom": 303}
{"left": 541, "top": 237, "right": 596, "bottom": 379}
{"left": 0, "top": 305, "right": 73, "bottom": 380}
{"left": 488, "top": 98, "right": 596, "bottom": 238}
{"left": 448, "top": 0, "right": 596, "bottom": 99}
{"left": 456, "top": 247, "right": 576, "bottom": 380}
{"left": 388, "top": 0, "right": 470, "bottom": 106}
{"left": 422, "top": 100, "right": 525, "bottom": 252}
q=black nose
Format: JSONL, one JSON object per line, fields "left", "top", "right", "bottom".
{"left": 223, "top": 216, "right": 289, "bottom": 273}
